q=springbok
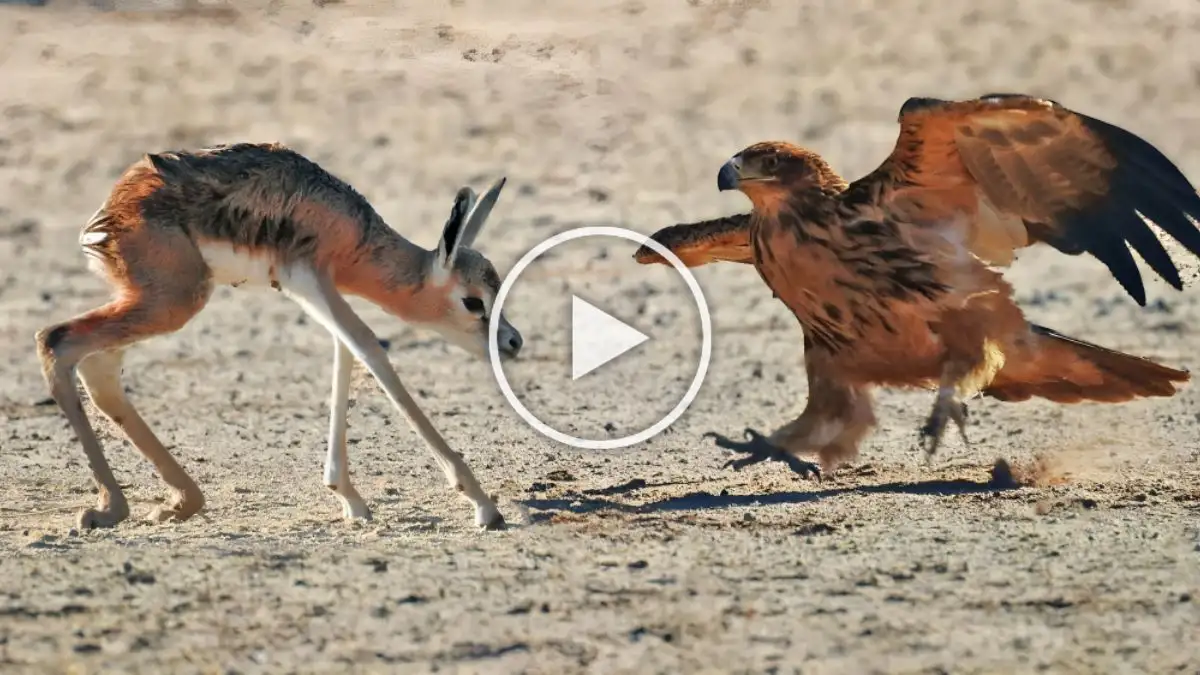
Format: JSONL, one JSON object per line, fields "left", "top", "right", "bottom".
{"left": 35, "top": 142, "right": 522, "bottom": 531}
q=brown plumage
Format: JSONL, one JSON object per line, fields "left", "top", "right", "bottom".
{"left": 635, "top": 93, "right": 1199, "bottom": 477}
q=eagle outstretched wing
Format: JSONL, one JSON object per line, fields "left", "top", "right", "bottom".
{"left": 632, "top": 214, "right": 754, "bottom": 267}
{"left": 847, "top": 93, "right": 1200, "bottom": 306}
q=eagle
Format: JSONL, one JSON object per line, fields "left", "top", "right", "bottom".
{"left": 633, "top": 93, "right": 1200, "bottom": 479}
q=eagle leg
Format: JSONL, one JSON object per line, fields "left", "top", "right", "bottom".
{"left": 919, "top": 389, "right": 971, "bottom": 458}
{"left": 703, "top": 427, "right": 822, "bottom": 480}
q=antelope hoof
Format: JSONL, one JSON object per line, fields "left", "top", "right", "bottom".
{"left": 330, "top": 488, "right": 372, "bottom": 522}
{"left": 342, "top": 503, "right": 373, "bottom": 523}
{"left": 476, "top": 506, "right": 507, "bottom": 532}
{"left": 147, "top": 495, "right": 204, "bottom": 524}
{"left": 77, "top": 504, "right": 130, "bottom": 530}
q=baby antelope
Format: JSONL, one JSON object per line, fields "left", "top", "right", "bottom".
{"left": 35, "top": 143, "right": 522, "bottom": 531}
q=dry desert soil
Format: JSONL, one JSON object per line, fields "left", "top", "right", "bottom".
{"left": 1, "top": 1, "right": 1199, "bottom": 673}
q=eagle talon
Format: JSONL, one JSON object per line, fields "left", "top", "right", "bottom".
{"left": 704, "top": 427, "right": 822, "bottom": 480}
{"left": 957, "top": 402, "right": 971, "bottom": 447}
{"left": 920, "top": 396, "right": 970, "bottom": 459}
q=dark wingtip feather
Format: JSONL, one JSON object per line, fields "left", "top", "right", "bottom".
{"left": 1085, "top": 225, "right": 1148, "bottom": 306}
{"left": 1080, "top": 113, "right": 1200, "bottom": 252}
{"left": 1079, "top": 114, "right": 1199, "bottom": 197}
{"left": 1123, "top": 214, "right": 1185, "bottom": 291}
{"left": 1065, "top": 111, "right": 1200, "bottom": 301}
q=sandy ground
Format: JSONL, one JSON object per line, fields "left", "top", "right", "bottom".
{"left": 2, "top": 1, "right": 1200, "bottom": 673}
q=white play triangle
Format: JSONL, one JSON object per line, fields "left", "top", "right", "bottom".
{"left": 570, "top": 296, "right": 650, "bottom": 380}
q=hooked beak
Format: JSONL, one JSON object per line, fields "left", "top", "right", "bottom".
{"left": 717, "top": 155, "right": 741, "bottom": 191}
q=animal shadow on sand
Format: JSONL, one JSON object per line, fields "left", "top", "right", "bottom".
{"left": 519, "top": 431, "right": 1022, "bottom": 523}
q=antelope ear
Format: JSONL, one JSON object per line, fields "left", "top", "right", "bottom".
{"left": 456, "top": 176, "right": 507, "bottom": 250}
{"left": 435, "top": 186, "right": 478, "bottom": 271}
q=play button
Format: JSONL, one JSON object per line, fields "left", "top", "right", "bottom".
{"left": 489, "top": 225, "right": 712, "bottom": 450}
{"left": 570, "top": 296, "right": 649, "bottom": 380}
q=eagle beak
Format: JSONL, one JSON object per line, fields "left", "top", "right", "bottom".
{"left": 717, "top": 156, "right": 741, "bottom": 191}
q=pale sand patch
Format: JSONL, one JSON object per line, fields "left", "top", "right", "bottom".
{"left": 1, "top": 1, "right": 1198, "bottom": 672}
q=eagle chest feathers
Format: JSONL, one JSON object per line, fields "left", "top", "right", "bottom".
{"left": 749, "top": 208, "right": 952, "bottom": 356}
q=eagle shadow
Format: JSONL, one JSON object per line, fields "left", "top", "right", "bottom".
{"left": 517, "top": 472, "right": 1020, "bottom": 522}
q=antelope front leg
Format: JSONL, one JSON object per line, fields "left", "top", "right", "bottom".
{"left": 326, "top": 337, "right": 371, "bottom": 521}
{"left": 281, "top": 265, "right": 504, "bottom": 531}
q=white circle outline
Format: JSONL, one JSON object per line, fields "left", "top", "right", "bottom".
{"left": 488, "top": 226, "right": 712, "bottom": 450}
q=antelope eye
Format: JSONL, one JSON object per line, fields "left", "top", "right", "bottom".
{"left": 462, "top": 297, "right": 486, "bottom": 314}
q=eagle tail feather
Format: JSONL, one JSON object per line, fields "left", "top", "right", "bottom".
{"left": 984, "top": 324, "right": 1189, "bottom": 403}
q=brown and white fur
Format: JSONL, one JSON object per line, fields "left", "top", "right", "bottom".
{"left": 35, "top": 142, "right": 522, "bottom": 531}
